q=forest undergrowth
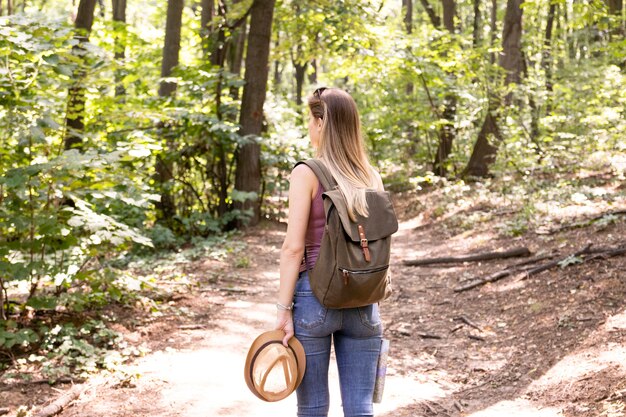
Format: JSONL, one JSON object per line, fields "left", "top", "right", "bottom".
{"left": 0, "top": 150, "right": 625, "bottom": 416}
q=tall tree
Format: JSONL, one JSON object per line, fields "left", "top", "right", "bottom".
{"left": 112, "top": 0, "right": 127, "bottom": 97}
{"left": 418, "top": 0, "right": 441, "bottom": 27}
{"left": 464, "top": 0, "right": 524, "bottom": 177}
{"left": 606, "top": 0, "right": 623, "bottom": 36}
{"left": 403, "top": 0, "right": 414, "bottom": 95}
{"left": 431, "top": 0, "right": 458, "bottom": 177}
{"left": 159, "top": 0, "right": 184, "bottom": 97}
{"left": 234, "top": 0, "right": 276, "bottom": 226}
{"left": 155, "top": 0, "right": 184, "bottom": 222}
{"left": 63, "top": 0, "right": 97, "bottom": 150}
{"left": 542, "top": 2, "right": 556, "bottom": 114}
{"left": 200, "top": 0, "right": 214, "bottom": 54}
{"left": 472, "top": 0, "right": 481, "bottom": 46}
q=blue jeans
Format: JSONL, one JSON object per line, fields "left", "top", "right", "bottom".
{"left": 293, "top": 271, "right": 383, "bottom": 417}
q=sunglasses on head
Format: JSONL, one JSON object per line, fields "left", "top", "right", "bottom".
{"left": 313, "top": 87, "right": 328, "bottom": 99}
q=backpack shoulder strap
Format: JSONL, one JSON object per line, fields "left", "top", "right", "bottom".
{"left": 295, "top": 159, "right": 337, "bottom": 191}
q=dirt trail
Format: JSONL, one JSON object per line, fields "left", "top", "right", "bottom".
{"left": 11, "top": 209, "right": 626, "bottom": 417}
{"left": 60, "top": 223, "right": 440, "bottom": 417}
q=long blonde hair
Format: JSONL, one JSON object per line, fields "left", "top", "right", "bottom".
{"left": 308, "top": 88, "right": 378, "bottom": 220}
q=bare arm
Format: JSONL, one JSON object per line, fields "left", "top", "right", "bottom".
{"left": 275, "top": 164, "right": 317, "bottom": 345}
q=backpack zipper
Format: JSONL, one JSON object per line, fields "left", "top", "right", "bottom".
{"left": 338, "top": 265, "right": 389, "bottom": 286}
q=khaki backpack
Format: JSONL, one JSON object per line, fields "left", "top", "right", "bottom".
{"left": 297, "top": 159, "right": 398, "bottom": 309}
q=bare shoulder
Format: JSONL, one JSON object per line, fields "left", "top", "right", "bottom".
{"left": 291, "top": 163, "right": 318, "bottom": 183}
{"left": 290, "top": 162, "right": 319, "bottom": 197}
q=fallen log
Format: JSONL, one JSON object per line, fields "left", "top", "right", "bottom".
{"left": 455, "top": 243, "right": 626, "bottom": 292}
{"left": 403, "top": 246, "right": 531, "bottom": 267}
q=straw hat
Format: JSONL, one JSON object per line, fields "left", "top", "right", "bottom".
{"left": 244, "top": 330, "right": 306, "bottom": 402}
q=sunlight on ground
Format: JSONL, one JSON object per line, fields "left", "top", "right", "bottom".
{"left": 374, "top": 375, "right": 448, "bottom": 415}
{"left": 118, "top": 297, "right": 452, "bottom": 417}
{"left": 466, "top": 308, "right": 626, "bottom": 417}
{"left": 467, "top": 399, "right": 562, "bottom": 416}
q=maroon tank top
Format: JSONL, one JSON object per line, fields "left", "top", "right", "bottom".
{"left": 299, "top": 181, "right": 325, "bottom": 272}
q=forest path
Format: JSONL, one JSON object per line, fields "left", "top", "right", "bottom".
{"left": 33, "top": 204, "right": 626, "bottom": 417}
{"left": 61, "top": 222, "right": 442, "bottom": 417}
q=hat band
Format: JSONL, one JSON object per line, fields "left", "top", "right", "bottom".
{"left": 249, "top": 340, "right": 301, "bottom": 400}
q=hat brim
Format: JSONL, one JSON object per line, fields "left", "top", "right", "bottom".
{"left": 244, "top": 330, "right": 306, "bottom": 402}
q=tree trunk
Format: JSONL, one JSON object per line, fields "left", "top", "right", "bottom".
{"left": 234, "top": 0, "right": 276, "bottom": 227}
{"left": 403, "top": 0, "right": 413, "bottom": 33}
{"left": 607, "top": 0, "right": 623, "bottom": 15}
{"left": 159, "top": 0, "right": 184, "bottom": 97}
{"left": 464, "top": 0, "right": 524, "bottom": 177}
{"left": 210, "top": 1, "right": 227, "bottom": 67}
{"left": 499, "top": 0, "right": 523, "bottom": 90}
{"left": 273, "top": 32, "right": 281, "bottom": 90}
{"left": 472, "top": 0, "right": 480, "bottom": 46}
{"left": 7, "top": 0, "right": 12, "bottom": 15}
{"left": 229, "top": 18, "right": 247, "bottom": 100}
{"left": 63, "top": 0, "right": 97, "bottom": 150}
{"left": 155, "top": 0, "right": 184, "bottom": 222}
{"left": 112, "top": 0, "right": 127, "bottom": 98}
{"left": 542, "top": 2, "right": 556, "bottom": 115}
{"left": 432, "top": 0, "right": 457, "bottom": 177}
{"left": 442, "top": 0, "right": 455, "bottom": 32}
{"left": 200, "top": 0, "right": 213, "bottom": 48}
{"left": 418, "top": 0, "right": 441, "bottom": 28}
{"left": 607, "top": 0, "right": 624, "bottom": 36}
{"left": 463, "top": 111, "right": 502, "bottom": 177}
{"left": 490, "top": 0, "right": 497, "bottom": 64}
{"left": 308, "top": 58, "right": 317, "bottom": 85}
{"left": 403, "top": 0, "right": 414, "bottom": 94}
{"left": 294, "top": 61, "right": 307, "bottom": 106}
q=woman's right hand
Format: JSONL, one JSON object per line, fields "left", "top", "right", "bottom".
{"left": 275, "top": 309, "right": 294, "bottom": 347}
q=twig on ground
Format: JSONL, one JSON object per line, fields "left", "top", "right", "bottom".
{"left": 418, "top": 333, "right": 443, "bottom": 339}
{"left": 468, "top": 334, "right": 485, "bottom": 341}
{"left": 404, "top": 246, "right": 531, "bottom": 267}
{"left": 454, "top": 315, "right": 482, "bottom": 331}
{"left": 33, "top": 377, "right": 107, "bottom": 417}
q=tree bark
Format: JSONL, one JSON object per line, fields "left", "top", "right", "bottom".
{"left": 607, "top": 0, "right": 624, "bottom": 36}
{"left": 418, "top": 0, "right": 440, "bottom": 28}
{"left": 159, "top": 0, "right": 184, "bottom": 97}
{"left": 490, "top": 0, "right": 497, "bottom": 64}
{"left": 464, "top": 0, "right": 523, "bottom": 177}
{"left": 308, "top": 58, "right": 318, "bottom": 85}
{"left": 229, "top": 17, "right": 247, "bottom": 100}
{"left": 273, "top": 32, "right": 281, "bottom": 90}
{"left": 472, "top": 0, "right": 481, "bottom": 46}
{"left": 442, "top": 0, "right": 455, "bottom": 32}
{"left": 63, "top": 0, "right": 97, "bottom": 150}
{"left": 463, "top": 111, "right": 502, "bottom": 177}
{"left": 432, "top": 0, "right": 457, "bottom": 177}
{"left": 294, "top": 60, "right": 307, "bottom": 105}
{"left": 156, "top": 0, "right": 184, "bottom": 222}
{"left": 403, "top": 0, "right": 413, "bottom": 33}
{"left": 403, "top": 0, "right": 414, "bottom": 95}
{"left": 499, "top": 0, "right": 523, "bottom": 90}
{"left": 542, "top": 2, "right": 556, "bottom": 115}
{"left": 234, "top": 0, "right": 276, "bottom": 226}
{"left": 200, "top": 0, "right": 213, "bottom": 45}
{"left": 112, "top": 0, "right": 127, "bottom": 98}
